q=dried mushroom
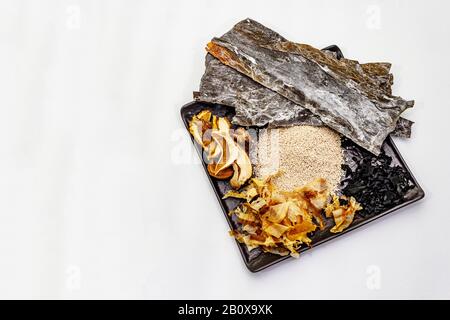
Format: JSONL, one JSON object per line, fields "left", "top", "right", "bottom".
{"left": 207, "top": 163, "right": 234, "bottom": 180}
{"left": 189, "top": 110, "right": 212, "bottom": 148}
{"left": 188, "top": 110, "right": 253, "bottom": 188}
{"left": 230, "top": 146, "right": 252, "bottom": 189}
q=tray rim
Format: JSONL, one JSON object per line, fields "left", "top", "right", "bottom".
{"left": 180, "top": 100, "right": 425, "bottom": 272}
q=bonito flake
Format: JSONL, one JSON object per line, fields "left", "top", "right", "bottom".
{"left": 226, "top": 176, "right": 360, "bottom": 257}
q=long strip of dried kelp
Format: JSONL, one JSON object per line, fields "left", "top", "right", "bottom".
{"left": 206, "top": 19, "right": 414, "bottom": 154}
{"left": 268, "top": 43, "right": 396, "bottom": 101}
{"left": 194, "top": 54, "right": 322, "bottom": 127}
{"left": 194, "top": 54, "right": 412, "bottom": 137}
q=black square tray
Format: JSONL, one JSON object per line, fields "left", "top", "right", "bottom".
{"left": 181, "top": 101, "right": 425, "bottom": 272}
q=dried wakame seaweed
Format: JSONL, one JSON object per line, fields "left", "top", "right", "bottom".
{"left": 206, "top": 19, "right": 414, "bottom": 154}
{"left": 340, "top": 137, "right": 416, "bottom": 216}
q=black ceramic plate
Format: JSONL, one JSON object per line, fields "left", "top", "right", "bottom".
{"left": 181, "top": 101, "right": 425, "bottom": 272}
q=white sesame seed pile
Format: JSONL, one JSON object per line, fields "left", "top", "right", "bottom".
{"left": 256, "top": 125, "right": 343, "bottom": 192}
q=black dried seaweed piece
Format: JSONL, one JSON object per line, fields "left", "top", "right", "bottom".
{"left": 341, "top": 137, "right": 415, "bottom": 216}
{"left": 207, "top": 18, "right": 414, "bottom": 154}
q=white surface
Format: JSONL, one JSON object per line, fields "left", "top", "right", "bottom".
{"left": 0, "top": 0, "right": 449, "bottom": 299}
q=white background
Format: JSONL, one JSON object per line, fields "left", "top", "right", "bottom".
{"left": 0, "top": 0, "right": 449, "bottom": 299}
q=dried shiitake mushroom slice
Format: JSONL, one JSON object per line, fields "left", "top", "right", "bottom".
{"left": 207, "top": 163, "right": 234, "bottom": 180}
{"left": 233, "top": 127, "right": 251, "bottom": 146}
{"left": 229, "top": 145, "right": 253, "bottom": 189}
{"left": 188, "top": 110, "right": 252, "bottom": 188}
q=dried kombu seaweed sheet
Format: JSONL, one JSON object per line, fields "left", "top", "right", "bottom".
{"left": 206, "top": 18, "right": 414, "bottom": 154}
{"left": 194, "top": 54, "right": 413, "bottom": 137}
{"left": 392, "top": 117, "right": 414, "bottom": 138}
{"left": 194, "top": 54, "right": 322, "bottom": 128}
{"left": 268, "top": 43, "right": 396, "bottom": 102}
